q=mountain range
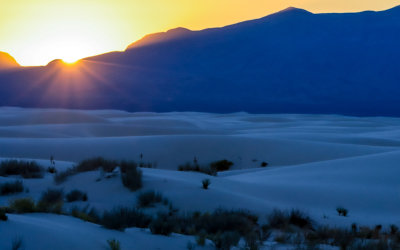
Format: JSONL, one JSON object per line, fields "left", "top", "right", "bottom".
{"left": 1, "top": 6, "right": 400, "bottom": 115}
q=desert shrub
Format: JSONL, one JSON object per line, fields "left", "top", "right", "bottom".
{"left": 107, "top": 239, "right": 121, "bottom": 250}
{"left": 9, "top": 198, "right": 36, "bottom": 213}
{"left": 0, "top": 160, "right": 44, "bottom": 178}
{"left": 70, "top": 206, "right": 100, "bottom": 224}
{"left": 178, "top": 163, "right": 216, "bottom": 176}
{"left": 139, "top": 162, "right": 156, "bottom": 168}
{"left": 0, "top": 207, "right": 7, "bottom": 221}
{"left": 336, "top": 207, "right": 348, "bottom": 216}
{"left": 54, "top": 157, "right": 121, "bottom": 184}
{"left": 76, "top": 157, "right": 118, "bottom": 173}
{"left": 101, "top": 207, "right": 151, "bottom": 230}
{"left": 193, "top": 209, "right": 258, "bottom": 236}
{"left": 47, "top": 166, "right": 57, "bottom": 174}
{"left": 244, "top": 230, "right": 262, "bottom": 250}
{"left": 196, "top": 230, "right": 207, "bottom": 246}
{"left": 137, "top": 190, "right": 165, "bottom": 208}
{"left": 351, "top": 239, "right": 390, "bottom": 250}
{"left": 331, "top": 229, "right": 354, "bottom": 249}
{"left": 149, "top": 213, "right": 176, "bottom": 236}
{"left": 211, "top": 231, "right": 241, "bottom": 250}
{"left": 66, "top": 189, "right": 88, "bottom": 202}
{"left": 289, "top": 209, "right": 313, "bottom": 229}
{"left": 261, "top": 162, "right": 268, "bottom": 167}
{"left": 0, "top": 180, "right": 24, "bottom": 195}
{"left": 36, "top": 188, "right": 64, "bottom": 213}
{"left": 120, "top": 161, "right": 142, "bottom": 191}
{"left": 274, "top": 233, "right": 290, "bottom": 244}
{"left": 11, "top": 236, "right": 24, "bottom": 250}
{"left": 268, "top": 209, "right": 289, "bottom": 229}
{"left": 210, "top": 160, "right": 233, "bottom": 172}
{"left": 390, "top": 224, "right": 399, "bottom": 235}
{"left": 202, "top": 179, "right": 210, "bottom": 189}
{"left": 54, "top": 168, "right": 75, "bottom": 184}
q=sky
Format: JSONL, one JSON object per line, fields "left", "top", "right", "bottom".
{"left": 1, "top": 0, "right": 399, "bottom": 66}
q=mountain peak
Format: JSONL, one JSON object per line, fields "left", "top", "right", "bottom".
{"left": 277, "top": 7, "right": 312, "bottom": 15}
{"left": 0, "top": 51, "right": 20, "bottom": 69}
{"left": 126, "top": 27, "right": 192, "bottom": 50}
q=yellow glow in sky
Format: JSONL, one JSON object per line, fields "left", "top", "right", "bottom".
{"left": 1, "top": 0, "right": 399, "bottom": 66}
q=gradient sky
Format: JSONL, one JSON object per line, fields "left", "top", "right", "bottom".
{"left": 1, "top": 0, "right": 399, "bottom": 66}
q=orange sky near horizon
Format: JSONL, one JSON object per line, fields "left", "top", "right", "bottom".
{"left": 1, "top": 0, "right": 399, "bottom": 66}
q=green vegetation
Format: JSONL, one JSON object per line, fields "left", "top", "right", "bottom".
{"left": 0, "top": 160, "right": 44, "bottom": 178}
{"left": 107, "top": 239, "right": 121, "bottom": 250}
{"left": 0, "top": 180, "right": 24, "bottom": 195}
{"left": 66, "top": 189, "right": 88, "bottom": 202}
{"left": 137, "top": 190, "right": 168, "bottom": 208}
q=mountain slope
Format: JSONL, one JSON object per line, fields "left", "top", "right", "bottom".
{"left": 0, "top": 52, "right": 20, "bottom": 70}
{"left": 1, "top": 6, "right": 400, "bottom": 115}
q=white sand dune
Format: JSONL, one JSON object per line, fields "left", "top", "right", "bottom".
{"left": 1, "top": 108, "right": 400, "bottom": 249}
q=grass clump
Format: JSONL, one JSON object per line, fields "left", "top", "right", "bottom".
{"left": 178, "top": 162, "right": 216, "bottom": 176}
{"left": 120, "top": 161, "right": 142, "bottom": 191}
{"left": 137, "top": 190, "right": 166, "bottom": 208}
{"left": 210, "top": 159, "right": 233, "bottom": 172}
{"left": 149, "top": 213, "right": 176, "bottom": 236}
{"left": 107, "top": 239, "right": 121, "bottom": 250}
{"left": 202, "top": 179, "right": 210, "bottom": 189}
{"left": 0, "top": 207, "right": 7, "bottom": 221}
{"left": 336, "top": 207, "right": 348, "bottom": 217}
{"left": 267, "top": 209, "right": 313, "bottom": 230}
{"left": 70, "top": 206, "right": 100, "bottom": 224}
{"left": 0, "top": 180, "right": 24, "bottom": 195}
{"left": 9, "top": 198, "right": 36, "bottom": 213}
{"left": 36, "top": 188, "right": 64, "bottom": 213}
{"left": 0, "top": 160, "right": 44, "bottom": 178}
{"left": 54, "top": 157, "right": 119, "bottom": 184}
{"left": 66, "top": 189, "right": 88, "bottom": 202}
{"left": 101, "top": 207, "right": 151, "bottom": 230}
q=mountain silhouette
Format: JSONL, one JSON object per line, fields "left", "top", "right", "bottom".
{"left": 0, "top": 52, "right": 20, "bottom": 70}
{"left": 1, "top": 6, "right": 400, "bottom": 115}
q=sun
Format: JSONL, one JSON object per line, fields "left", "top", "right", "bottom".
{"left": 62, "top": 57, "right": 79, "bottom": 64}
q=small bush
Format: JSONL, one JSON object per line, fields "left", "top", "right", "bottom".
{"left": 36, "top": 188, "right": 64, "bottom": 213}
{"left": 66, "top": 190, "right": 88, "bottom": 202}
{"left": 70, "top": 206, "right": 100, "bottom": 224}
{"left": 107, "top": 239, "right": 121, "bottom": 250}
{"left": 0, "top": 180, "right": 24, "bottom": 195}
{"left": 289, "top": 209, "right": 313, "bottom": 229}
{"left": 261, "top": 162, "right": 268, "bottom": 167}
{"left": 336, "top": 207, "right": 348, "bottom": 217}
{"left": 202, "top": 179, "right": 210, "bottom": 189}
{"left": 120, "top": 161, "right": 142, "bottom": 191}
{"left": 54, "top": 157, "right": 120, "bottom": 184}
{"left": 391, "top": 224, "right": 399, "bottom": 235}
{"left": 268, "top": 209, "right": 289, "bottom": 229}
{"left": 0, "top": 207, "right": 7, "bottom": 221}
{"left": 0, "top": 160, "right": 44, "bottom": 178}
{"left": 9, "top": 198, "right": 36, "bottom": 213}
{"left": 210, "top": 160, "right": 233, "bottom": 172}
{"left": 137, "top": 190, "right": 164, "bottom": 208}
{"left": 47, "top": 166, "right": 57, "bottom": 174}
{"left": 54, "top": 168, "right": 75, "bottom": 184}
{"left": 101, "top": 207, "right": 151, "bottom": 230}
{"left": 149, "top": 213, "right": 176, "bottom": 236}
{"left": 211, "top": 231, "right": 241, "bottom": 250}
{"left": 178, "top": 163, "right": 216, "bottom": 176}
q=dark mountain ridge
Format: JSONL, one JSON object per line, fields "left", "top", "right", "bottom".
{"left": 1, "top": 6, "right": 400, "bottom": 115}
